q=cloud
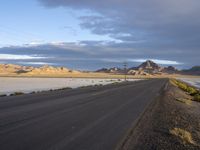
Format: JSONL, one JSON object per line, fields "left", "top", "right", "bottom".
{"left": 0, "top": 54, "right": 47, "bottom": 60}
{"left": 18, "top": 61, "right": 55, "bottom": 65}
{"left": 37, "top": 0, "right": 200, "bottom": 68}
{"left": 0, "top": 43, "right": 185, "bottom": 70}
{"left": 128, "top": 59, "right": 182, "bottom": 65}
{"left": 38, "top": 0, "right": 200, "bottom": 41}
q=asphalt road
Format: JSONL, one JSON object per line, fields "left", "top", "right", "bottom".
{"left": 0, "top": 79, "right": 167, "bottom": 150}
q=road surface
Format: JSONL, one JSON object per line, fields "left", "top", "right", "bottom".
{"left": 0, "top": 79, "right": 167, "bottom": 150}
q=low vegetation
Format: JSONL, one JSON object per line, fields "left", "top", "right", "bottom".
{"left": 0, "top": 94, "right": 7, "bottom": 97}
{"left": 175, "top": 98, "right": 192, "bottom": 105}
{"left": 172, "top": 79, "right": 197, "bottom": 95}
{"left": 194, "top": 94, "right": 200, "bottom": 102}
{"left": 54, "top": 87, "right": 72, "bottom": 91}
{"left": 10, "top": 92, "right": 24, "bottom": 96}
{"left": 171, "top": 79, "right": 200, "bottom": 102}
{"left": 170, "top": 128, "right": 195, "bottom": 145}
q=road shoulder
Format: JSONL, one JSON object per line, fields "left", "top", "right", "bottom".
{"left": 117, "top": 79, "right": 200, "bottom": 150}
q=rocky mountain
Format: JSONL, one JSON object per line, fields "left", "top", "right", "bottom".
{"left": 127, "top": 69, "right": 150, "bottom": 76}
{"left": 135, "top": 60, "right": 163, "bottom": 73}
{"left": 137, "top": 60, "right": 162, "bottom": 71}
{"left": 96, "top": 67, "right": 123, "bottom": 74}
{"left": 96, "top": 60, "right": 179, "bottom": 75}
{"left": 163, "top": 66, "right": 178, "bottom": 74}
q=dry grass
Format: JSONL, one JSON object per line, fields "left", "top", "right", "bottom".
{"left": 175, "top": 98, "right": 192, "bottom": 105}
{"left": 194, "top": 94, "right": 200, "bottom": 102}
{"left": 10, "top": 92, "right": 24, "bottom": 96}
{"left": 171, "top": 79, "right": 197, "bottom": 95}
{"left": 171, "top": 79, "right": 200, "bottom": 102}
{"left": 170, "top": 128, "right": 195, "bottom": 145}
{"left": 170, "top": 79, "right": 178, "bottom": 86}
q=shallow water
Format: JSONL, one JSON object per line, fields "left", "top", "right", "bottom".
{"left": 0, "top": 77, "right": 141, "bottom": 95}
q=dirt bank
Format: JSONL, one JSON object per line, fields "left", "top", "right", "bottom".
{"left": 117, "top": 80, "right": 200, "bottom": 150}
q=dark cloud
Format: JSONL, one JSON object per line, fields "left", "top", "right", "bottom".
{"left": 36, "top": 0, "right": 200, "bottom": 68}
{"left": 0, "top": 41, "right": 196, "bottom": 70}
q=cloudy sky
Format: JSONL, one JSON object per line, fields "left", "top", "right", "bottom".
{"left": 0, "top": 0, "right": 199, "bottom": 70}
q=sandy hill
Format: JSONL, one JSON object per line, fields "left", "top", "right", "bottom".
{"left": 0, "top": 64, "right": 80, "bottom": 76}
{"left": 0, "top": 64, "right": 32, "bottom": 74}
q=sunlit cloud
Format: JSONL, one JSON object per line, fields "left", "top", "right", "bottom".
{"left": 18, "top": 62, "right": 55, "bottom": 65}
{"left": 128, "top": 59, "right": 182, "bottom": 65}
{"left": 0, "top": 54, "right": 47, "bottom": 60}
{"left": 97, "top": 58, "right": 182, "bottom": 65}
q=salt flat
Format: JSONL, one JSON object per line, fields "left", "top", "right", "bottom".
{"left": 179, "top": 78, "right": 200, "bottom": 89}
{"left": 0, "top": 77, "right": 141, "bottom": 95}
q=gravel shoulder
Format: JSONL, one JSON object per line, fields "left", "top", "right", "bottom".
{"left": 117, "top": 79, "right": 200, "bottom": 150}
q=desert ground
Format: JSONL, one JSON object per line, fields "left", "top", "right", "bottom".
{"left": 0, "top": 78, "right": 200, "bottom": 150}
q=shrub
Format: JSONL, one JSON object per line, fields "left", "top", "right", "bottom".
{"left": 170, "top": 128, "right": 195, "bottom": 145}
{"left": 171, "top": 79, "right": 200, "bottom": 103}
{"left": 172, "top": 79, "right": 198, "bottom": 95}
{"left": 193, "top": 94, "right": 200, "bottom": 102}
{"left": 0, "top": 94, "right": 7, "bottom": 97}
{"left": 10, "top": 92, "right": 24, "bottom": 96}
{"left": 175, "top": 98, "right": 192, "bottom": 105}
{"left": 177, "top": 82, "right": 188, "bottom": 91}
{"left": 186, "top": 87, "right": 198, "bottom": 95}
{"left": 59, "top": 87, "right": 72, "bottom": 90}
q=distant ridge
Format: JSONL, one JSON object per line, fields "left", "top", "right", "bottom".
{"left": 0, "top": 61, "right": 199, "bottom": 77}
{"left": 182, "top": 66, "right": 200, "bottom": 75}
{"left": 0, "top": 64, "right": 80, "bottom": 76}
{"left": 96, "top": 60, "right": 180, "bottom": 75}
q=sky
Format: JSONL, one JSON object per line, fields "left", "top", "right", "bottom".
{"left": 0, "top": 0, "right": 200, "bottom": 70}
